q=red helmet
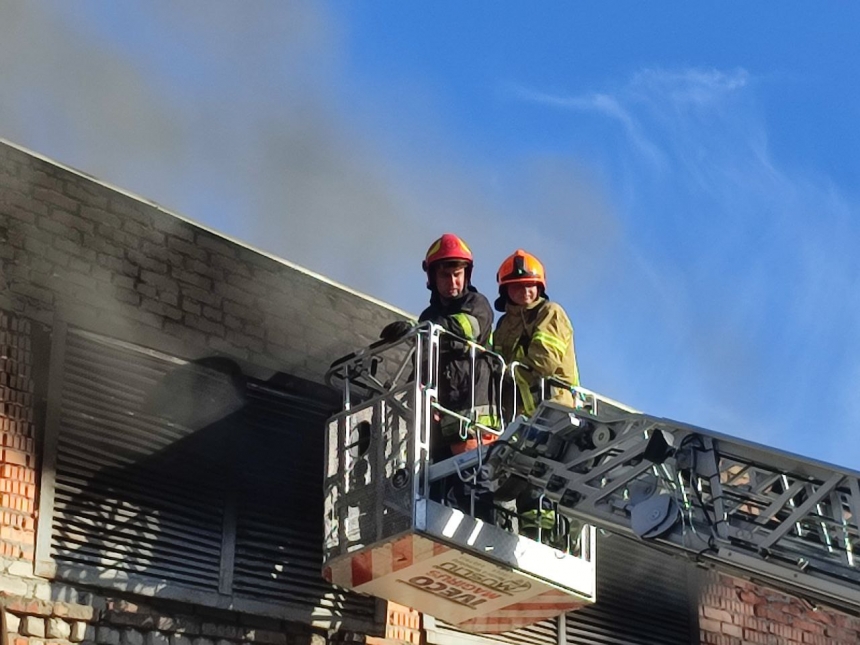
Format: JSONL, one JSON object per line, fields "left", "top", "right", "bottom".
{"left": 422, "top": 233, "right": 473, "bottom": 272}
{"left": 496, "top": 249, "right": 546, "bottom": 290}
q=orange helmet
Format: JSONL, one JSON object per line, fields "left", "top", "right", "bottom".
{"left": 496, "top": 249, "right": 546, "bottom": 290}
{"left": 422, "top": 233, "right": 473, "bottom": 272}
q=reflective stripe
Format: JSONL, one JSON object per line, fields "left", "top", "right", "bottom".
{"left": 532, "top": 330, "right": 567, "bottom": 353}
{"left": 521, "top": 509, "right": 556, "bottom": 530}
{"left": 514, "top": 368, "right": 537, "bottom": 416}
{"left": 451, "top": 312, "right": 479, "bottom": 341}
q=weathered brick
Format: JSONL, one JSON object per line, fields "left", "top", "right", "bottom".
{"left": 120, "top": 306, "right": 163, "bottom": 330}
{"left": 38, "top": 216, "right": 82, "bottom": 242}
{"left": 184, "top": 315, "right": 224, "bottom": 337}
{"left": 7, "top": 192, "right": 48, "bottom": 217}
{"left": 5, "top": 205, "right": 37, "bottom": 225}
{"left": 200, "top": 624, "right": 240, "bottom": 640}
{"left": 167, "top": 237, "right": 207, "bottom": 261}
{"left": 102, "top": 612, "right": 155, "bottom": 629}
{"left": 114, "top": 284, "right": 142, "bottom": 305}
{"left": 109, "top": 197, "right": 154, "bottom": 226}
{"left": 46, "top": 617, "right": 72, "bottom": 639}
{"left": 242, "top": 629, "right": 286, "bottom": 645}
{"left": 52, "top": 602, "right": 95, "bottom": 621}
{"left": 207, "top": 337, "right": 249, "bottom": 360}
{"left": 181, "top": 284, "right": 219, "bottom": 307}
{"left": 226, "top": 272, "right": 268, "bottom": 296}
{"left": 135, "top": 282, "right": 158, "bottom": 299}
{"left": 140, "top": 270, "right": 179, "bottom": 294}
{"left": 184, "top": 258, "right": 224, "bottom": 282}
{"left": 70, "top": 621, "right": 92, "bottom": 642}
{"left": 209, "top": 253, "right": 251, "bottom": 279}
{"left": 80, "top": 205, "right": 123, "bottom": 229}
{"left": 63, "top": 182, "right": 108, "bottom": 209}
{"left": 49, "top": 208, "right": 95, "bottom": 234}
{"left": 98, "top": 626, "right": 122, "bottom": 645}
{"left": 86, "top": 235, "right": 126, "bottom": 259}
{"left": 122, "top": 629, "right": 145, "bottom": 645}
{"left": 112, "top": 275, "right": 137, "bottom": 290}
{"left": 180, "top": 298, "right": 202, "bottom": 316}
{"left": 30, "top": 169, "right": 62, "bottom": 191}
{"left": 54, "top": 236, "right": 89, "bottom": 258}
{"left": 4, "top": 611, "right": 21, "bottom": 633}
{"left": 213, "top": 282, "right": 253, "bottom": 307}
{"left": 225, "top": 330, "right": 263, "bottom": 353}
{"left": 703, "top": 607, "right": 735, "bottom": 624}
{"left": 68, "top": 257, "right": 92, "bottom": 275}
{"left": 21, "top": 616, "right": 46, "bottom": 637}
{"left": 22, "top": 233, "right": 50, "bottom": 255}
{"left": 171, "top": 268, "right": 212, "bottom": 291}
{"left": 127, "top": 250, "right": 168, "bottom": 275}
{"left": 32, "top": 187, "right": 78, "bottom": 213}
{"left": 99, "top": 224, "right": 141, "bottom": 249}
{"left": 157, "top": 290, "right": 180, "bottom": 307}
{"left": 145, "top": 632, "right": 170, "bottom": 645}
{"left": 195, "top": 234, "right": 237, "bottom": 258}
{"left": 10, "top": 282, "right": 54, "bottom": 305}
{"left": 201, "top": 306, "right": 221, "bottom": 322}
{"left": 141, "top": 298, "right": 182, "bottom": 321}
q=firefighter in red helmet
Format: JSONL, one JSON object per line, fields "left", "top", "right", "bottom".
{"left": 418, "top": 234, "right": 496, "bottom": 459}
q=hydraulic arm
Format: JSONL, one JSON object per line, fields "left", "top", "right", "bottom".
{"left": 486, "top": 401, "right": 860, "bottom": 614}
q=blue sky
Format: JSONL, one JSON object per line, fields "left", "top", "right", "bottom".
{"left": 2, "top": 2, "right": 860, "bottom": 467}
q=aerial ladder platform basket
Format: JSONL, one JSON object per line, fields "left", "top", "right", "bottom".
{"left": 322, "top": 324, "right": 597, "bottom": 634}
{"left": 324, "top": 323, "right": 860, "bottom": 633}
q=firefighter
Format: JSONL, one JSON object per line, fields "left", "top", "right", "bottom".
{"left": 379, "top": 233, "right": 497, "bottom": 459}
{"left": 381, "top": 234, "right": 498, "bottom": 521}
{"left": 493, "top": 249, "right": 579, "bottom": 417}
{"left": 418, "top": 233, "right": 497, "bottom": 460}
{"left": 493, "top": 249, "right": 580, "bottom": 544}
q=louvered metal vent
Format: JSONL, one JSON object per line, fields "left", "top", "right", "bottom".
{"left": 42, "top": 327, "right": 379, "bottom": 630}
{"left": 565, "top": 534, "right": 695, "bottom": 645}
{"left": 51, "top": 330, "right": 226, "bottom": 590}
{"left": 231, "top": 384, "right": 378, "bottom": 623}
{"left": 426, "top": 533, "right": 695, "bottom": 645}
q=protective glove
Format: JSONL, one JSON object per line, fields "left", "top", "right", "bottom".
{"left": 379, "top": 320, "right": 414, "bottom": 342}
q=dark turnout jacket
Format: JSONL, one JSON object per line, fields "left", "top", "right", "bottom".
{"left": 418, "top": 286, "right": 494, "bottom": 415}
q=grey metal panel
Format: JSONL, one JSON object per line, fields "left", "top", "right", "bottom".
{"left": 51, "top": 330, "right": 226, "bottom": 589}
{"left": 564, "top": 533, "right": 696, "bottom": 645}
{"left": 230, "top": 385, "right": 377, "bottom": 622}
{"left": 426, "top": 616, "right": 559, "bottom": 645}
{"left": 47, "top": 328, "right": 379, "bottom": 628}
{"left": 427, "top": 532, "right": 695, "bottom": 645}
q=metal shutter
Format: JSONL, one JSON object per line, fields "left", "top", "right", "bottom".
{"left": 41, "top": 326, "right": 378, "bottom": 630}
{"left": 425, "top": 532, "right": 696, "bottom": 645}
{"left": 230, "top": 382, "right": 378, "bottom": 624}
{"left": 565, "top": 533, "right": 697, "bottom": 645}
{"left": 49, "top": 328, "right": 226, "bottom": 590}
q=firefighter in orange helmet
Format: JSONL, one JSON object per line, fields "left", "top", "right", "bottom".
{"left": 493, "top": 249, "right": 581, "bottom": 541}
{"left": 493, "top": 249, "right": 580, "bottom": 416}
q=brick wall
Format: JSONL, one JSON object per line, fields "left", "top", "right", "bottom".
{"left": 0, "top": 580, "right": 331, "bottom": 645}
{"left": 699, "top": 572, "right": 860, "bottom": 645}
{"left": 0, "top": 313, "right": 37, "bottom": 564}
{"left": 0, "top": 140, "right": 404, "bottom": 384}
{"left": 0, "top": 139, "right": 409, "bottom": 644}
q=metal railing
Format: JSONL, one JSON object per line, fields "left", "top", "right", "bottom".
{"left": 324, "top": 322, "right": 593, "bottom": 553}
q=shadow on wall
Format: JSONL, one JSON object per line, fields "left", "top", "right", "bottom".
{"left": 47, "top": 346, "right": 374, "bottom": 627}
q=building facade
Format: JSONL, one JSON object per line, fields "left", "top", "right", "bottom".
{"left": 1, "top": 139, "right": 859, "bottom": 645}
